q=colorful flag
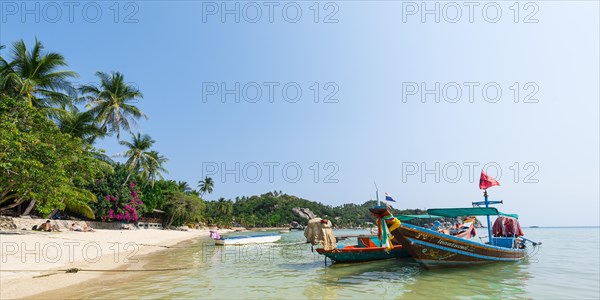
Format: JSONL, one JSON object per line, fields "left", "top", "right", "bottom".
{"left": 385, "top": 192, "right": 396, "bottom": 202}
{"left": 479, "top": 170, "right": 501, "bottom": 190}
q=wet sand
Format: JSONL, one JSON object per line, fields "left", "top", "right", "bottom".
{"left": 0, "top": 229, "right": 230, "bottom": 299}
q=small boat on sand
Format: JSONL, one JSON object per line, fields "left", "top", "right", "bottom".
{"left": 214, "top": 234, "right": 281, "bottom": 245}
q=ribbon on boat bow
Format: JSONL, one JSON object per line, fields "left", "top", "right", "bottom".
{"left": 374, "top": 212, "right": 401, "bottom": 252}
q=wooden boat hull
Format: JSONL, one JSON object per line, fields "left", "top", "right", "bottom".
{"left": 316, "top": 245, "right": 408, "bottom": 263}
{"left": 393, "top": 223, "right": 527, "bottom": 268}
{"left": 215, "top": 234, "right": 281, "bottom": 245}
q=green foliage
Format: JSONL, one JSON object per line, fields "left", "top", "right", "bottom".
{"left": 163, "top": 191, "right": 205, "bottom": 227}
{"left": 202, "top": 192, "right": 435, "bottom": 228}
{"left": 88, "top": 163, "right": 139, "bottom": 219}
{"left": 230, "top": 191, "right": 333, "bottom": 227}
{"left": 204, "top": 198, "right": 233, "bottom": 227}
{"left": 139, "top": 179, "right": 180, "bottom": 213}
{"left": 0, "top": 96, "right": 111, "bottom": 217}
{"left": 57, "top": 108, "right": 105, "bottom": 145}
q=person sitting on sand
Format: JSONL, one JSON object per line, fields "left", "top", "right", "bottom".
{"left": 39, "top": 220, "right": 60, "bottom": 232}
{"left": 40, "top": 220, "right": 52, "bottom": 232}
{"left": 33, "top": 222, "right": 45, "bottom": 231}
{"left": 69, "top": 223, "right": 83, "bottom": 232}
{"left": 83, "top": 223, "right": 95, "bottom": 232}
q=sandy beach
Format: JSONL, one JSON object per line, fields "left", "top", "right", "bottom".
{"left": 0, "top": 229, "right": 223, "bottom": 299}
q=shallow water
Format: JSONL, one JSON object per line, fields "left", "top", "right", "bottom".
{"left": 53, "top": 228, "right": 599, "bottom": 299}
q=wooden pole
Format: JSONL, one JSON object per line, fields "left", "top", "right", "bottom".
{"left": 484, "top": 190, "right": 493, "bottom": 245}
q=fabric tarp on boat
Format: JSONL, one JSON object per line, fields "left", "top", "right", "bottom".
{"left": 305, "top": 218, "right": 337, "bottom": 251}
{"left": 492, "top": 216, "right": 524, "bottom": 237}
{"left": 427, "top": 207, "right": 519, "bottom": 219}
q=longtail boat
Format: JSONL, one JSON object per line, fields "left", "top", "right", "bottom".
{"left": 386, "top": 190, "right": 541, "bottom": 268}
{"left": 315, "top": 235, "right": 408, "bottom": 263}
{"left": 311, "top": 201, "right": 409, "bottom": 263}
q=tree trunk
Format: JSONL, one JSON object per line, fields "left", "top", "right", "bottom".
{"left": 123, "top": 171, "right": 132, "bottom": 187}
{"left": 47, "top": 207, "right": 60, "bottom": 219}
{"left": 166, "top": 211, "right": 176, "bottom": 229}
{"left": 0, "top": 195, "right": 26, "bottom": 211}
{"left": 47, "top": 198, "right": 65, "bottom": 219}
{"left": 22, "top": 198, "right": 36, "bottom": 216}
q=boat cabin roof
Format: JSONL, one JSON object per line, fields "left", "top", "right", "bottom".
{"left": 396, "top": 214, "right": 442, "bottom": 221}
{"left": 427, "top": 207, "right": 518, "bottom": 219}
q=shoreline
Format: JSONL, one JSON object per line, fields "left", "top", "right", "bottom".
{"left": 0, "top": 228, "right": 232, "bottom": 299}
{"left": 26, "top": 237, "right": 205, "bottom": 300}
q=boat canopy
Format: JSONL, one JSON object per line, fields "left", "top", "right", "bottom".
{"left": 396, "top": 214, "right": 442, "bottom": 221}
{"left": 427, "top": 207, "right": 518, "bottom": 219}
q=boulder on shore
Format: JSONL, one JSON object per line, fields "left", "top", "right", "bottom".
{"left": 292, "top": 207, "right": 316, "bottom": 220}
{"left": 0, "top": 216, "right": 17, "bottom": 230}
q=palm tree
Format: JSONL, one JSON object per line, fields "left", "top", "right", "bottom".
{"left": 178, "top": 181, "right": 191, "bottom": 193}
{"left": 57, "top": 108, "right": 105, "bottom": 144}
{"left": 63, "top": 194, "right": 97, "bottom": 219}
{"left": 0, "top": 39, "right": 78, "bottom": 117}
{"left": 217, "top": 198, "right": 233, "bottom": 216}
{"left": 81, "top": 71, "right": 146, "bottom": 139}
{"left": 143, "top": 150, "right": 168, "bottom": 187}
{"left": 118, "top": 133, "right": 155, "bottom": 184}
{"left": 198, "top": 176, "right": 214, "bottom": 197}
{"left": 0, "top": 45, "right": 14, "bottom": 97}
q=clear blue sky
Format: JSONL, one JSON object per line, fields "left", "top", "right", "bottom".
{"left": 2, "top": 1, "right": 598, "bottom": 226}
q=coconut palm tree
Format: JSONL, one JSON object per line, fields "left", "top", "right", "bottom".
{"left": 80, "top": 71, "right": 146, "bottom": 139}
{"left": 143, "top": 150, "right": 168, "bottom": 187}
{"left": 178, "top": 181, "right": 192, "bottom": 193}
{"left": 118, "top": 133, "right": 155, "bottom": 184}
{"left": 0, "top": 39, "right": 78, "bottom": 117}
{"left": 216, "top": 198, "right": 233, "bottom": 216}
{"left": 57, "top": 108, "right": 105, "bottom": 144}
{"left": 0, "top": 45, "right": 15, "bottom": 97}
{"left": 198, "top": 176, "right": 214, "bottom": 197}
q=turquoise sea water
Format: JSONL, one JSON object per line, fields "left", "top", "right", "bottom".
{"left": 54, "top": 227, "right": 599, "bottom": 299}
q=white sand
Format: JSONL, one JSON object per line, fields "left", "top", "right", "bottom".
{"left": 0, "top": 229, "right": 223, "bottom": 299}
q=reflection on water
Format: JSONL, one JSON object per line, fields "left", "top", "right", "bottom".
{"left": 305, "top": 255, "right": 532, "bottom": 299}
{"left": 49, "top": 228, "right": 599, "bottom": 299}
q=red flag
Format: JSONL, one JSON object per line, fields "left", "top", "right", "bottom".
{"left": 479, "top": 170, "right": 500, "bottom": 190}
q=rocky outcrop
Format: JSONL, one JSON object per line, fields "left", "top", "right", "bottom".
{"left": 0, "top": 216, "right": 17, "bottom": 230}
{"left": 292, "top": 207, "right": 316, "bottom": 220}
